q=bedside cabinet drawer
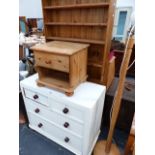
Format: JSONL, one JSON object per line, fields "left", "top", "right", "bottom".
{"left": 28, "top": 112, "right": 82, "bottom": 153}
{"left": 50, "top": 98, "right": 84, "bottom": 124}
{"left": 25, "top": 98, "right": 83, "bottom": 137}
{"left": 34, "top": 51, "right": 69, "bottom": 73}
{"left": 24, "top": 88, "right": 49, "bottom": 107}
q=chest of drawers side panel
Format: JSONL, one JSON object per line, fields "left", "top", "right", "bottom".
{"left": 81, "top": 90, "right": 106, "bottom": 155}
{"left": 94, "top": 90, "right": 106, "bottom": 137}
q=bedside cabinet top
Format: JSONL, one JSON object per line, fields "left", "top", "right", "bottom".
{"left": 30, "top": 41, "right": 89, "bottom": 55}
{"left": 20, "top": 74, "right": 106, "bottom": 108}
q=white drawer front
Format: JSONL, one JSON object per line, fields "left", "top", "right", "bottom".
{"left": 28, "top": 112, "right": 82, "bottom": 153}
{"left": 25, "top": 98, "right": 83, "bottom": 137}
{"left": 57, "top": 114, "right": 83, "bottom": 137}
{"left": 24, "top": 88, "right": 49, "bottom": 107}
{"left": 49, "top": 98, "right": 84, "bottom": 124}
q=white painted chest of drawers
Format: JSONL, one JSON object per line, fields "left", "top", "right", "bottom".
{"left": 20, "top": 74, "right": 106, "bottom": 155}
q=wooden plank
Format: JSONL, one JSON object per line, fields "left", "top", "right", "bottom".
{"left": 46, "top": 37, "right": 105, "bottom": 45}
{"left": 38, "top": 77, "right": 70, "bottom": 89}
{"left": 88, "top": 62, "right": 102, "bottom": 68}
{"left": 105, "top": 37, "right": 135, "bottom": 153}
{"left": 41, "top": 0, "right": 48, "bottom": 37}
{"left": 101, "top": 0, "right": 117, "bottom": 86}
{"left": 78, "top": 49, "right": 88, "bottom": 82}
{"left": 35, "top": 66, "right": 70, "bottom": 91}
{"left": 124, "top": 115, "right": 135, "bottom": 155}
{"left": 69, "top": 48, "right": 88, "bottom": 87}
{"left": 43, "top": 3, "right": 109, "bottom": 9}
{"left": 69, "top": 53, "right": 80, "bottom": 87}
{"left": 106, "top": 56, "right": 115, "bottom": 89}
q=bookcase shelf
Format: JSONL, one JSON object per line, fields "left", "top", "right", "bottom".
{"left": 46, "top": 37, "right": 105, "bottom": 45}
{"left": 88, "top": 61, "right": 103, "bottom": 68}
{"left": 45, "top": 22, "right": 107, "bottom": 26}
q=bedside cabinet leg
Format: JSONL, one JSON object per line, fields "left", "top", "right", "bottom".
{"left": 37, "top": 82, "right": 45, "bottom": 87}
{"left": 65, "top": 92, "right": 74, "bottom": 96}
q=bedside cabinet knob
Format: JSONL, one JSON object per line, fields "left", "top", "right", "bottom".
{"left": 63, "top": 108, "right": 69, "bottom": 114}
{"left": 64, "top": 137, "right": 70, "bottom": 143}
{"left": 35, "top": 108, "right": 40, "bottom": 113}
{"left": 45, "top": 60, "right": 52, "bottom": 64}
{"left": 33, "top": 94, "right": 39, "bottom": 99}
{"left": 63, "top": 122, "right": 69, "bottom": 128}
{"left": 38, "top": 123, "right": 43, "bottom": 128}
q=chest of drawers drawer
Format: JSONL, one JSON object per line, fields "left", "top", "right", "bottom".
{"left": 25, "top": 98, "right": 83, "bottom": 137}
{"left": 49, "top": 97, "right": 84, "bottom": 124}
{"left": 24, "top": 88, "right": 49, "bottom": 107}
{"left": 28, "top": 112, "right": 82, "bottom": 153}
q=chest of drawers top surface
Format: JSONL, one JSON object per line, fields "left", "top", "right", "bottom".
{"left": 30, "top": 41, "right": 89, "bottom": 55}
{"left": 20, "top": 74, "right": 106, "bottom": 108}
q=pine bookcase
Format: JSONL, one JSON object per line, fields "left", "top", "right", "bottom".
{"left": 41, "top": 0, "right": 116, "bottom": 86}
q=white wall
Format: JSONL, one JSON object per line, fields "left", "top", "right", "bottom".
{"left": 116, "top": 0, "right": 135, "bottom": 10}
{"left": 19, "top": 0, "right": 135, "bottom": 18}
{"left": 19, "top": 0, "right": 43, "bottom": 18}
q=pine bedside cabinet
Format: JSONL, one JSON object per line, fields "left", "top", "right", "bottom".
{"left": 30, "top": 41, "right": 89, "bottom": 96}
{"left": 20, "top": 74, "right": 106, "bottom": 155}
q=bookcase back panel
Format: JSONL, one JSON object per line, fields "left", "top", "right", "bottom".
{"left": 87, "top": 66, "right": 102, "bottom": 80}
{"left": 44, "top": 0, "right": 109, "bottom": 6}
{"left": 88, "top": 45, "right": 104, "bottom": 63}
{"left": 46, "top": 26, "right": 106, "bottom": 41}
{"left": 45, "top": 8, "right": 108, "bottom": 23}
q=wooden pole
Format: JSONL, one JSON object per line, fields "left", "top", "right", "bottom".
{"left": 105, "top": 36, "right": 135, "bottom": 153}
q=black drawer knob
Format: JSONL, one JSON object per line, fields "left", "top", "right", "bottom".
{"left": 63, "top": 108, "right": 69, "bottom": 114}
{"left": 35, "top": 108, "right": 40, "bottom": 113}
{"left": 63, "top": 122, "right": 69, "bottom": 128}
{"left": 38, "top": 123, "right": 43, "bottom": 128}
{"left": 33, "top": 94, "right": 39, "bottom": 99}
{"left": 64, "top": 137, "right": 70, "bottom": 143}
